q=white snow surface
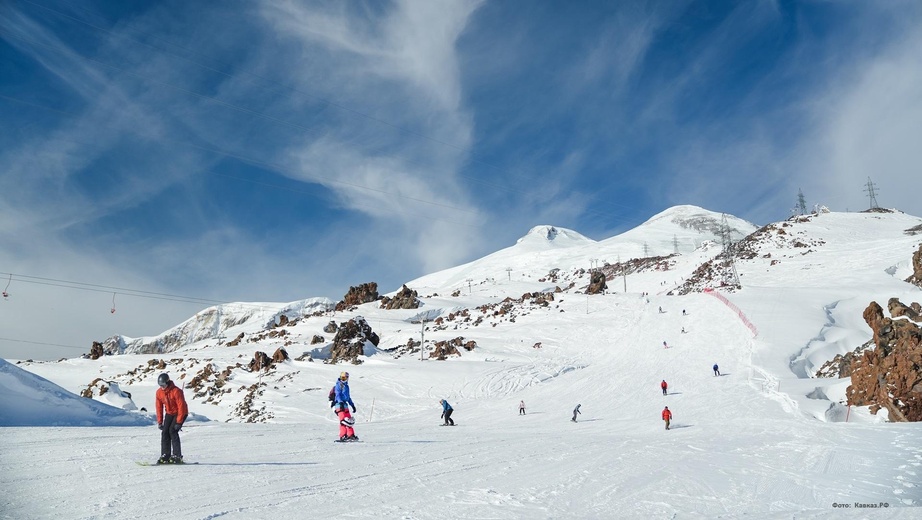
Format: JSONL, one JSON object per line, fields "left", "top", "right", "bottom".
{"left": 2, "top": 206, "right": 922, "bottom": 519}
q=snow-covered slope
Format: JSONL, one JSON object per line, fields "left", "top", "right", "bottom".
{"left": 406, "top": 205, "right": 757, "bottom": 295}
{"left": 0, "top": 358, "right": 151, "bottom": 426}
{"left": 3, "top": 206, "right": 921, "bottom": 518}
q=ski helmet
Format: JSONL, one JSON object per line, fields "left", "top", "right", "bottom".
{"left": 157, "top": 373, "right": 170, "bottom": 387}
{"left": 340, "top": 371, "right": 349, "bottom": 381}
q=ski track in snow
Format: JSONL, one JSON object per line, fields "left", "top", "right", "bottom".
{"left": 5, "top": 211, "right": 922, "bottom": 518}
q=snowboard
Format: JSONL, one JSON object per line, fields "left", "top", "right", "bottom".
{"left": 334, "top": 439, "right": 362, "bottom": 443}
{"left": 439, "top": 423, "right": 457, "bottom": 426}
{"left": 136, "top": 461, "right": 199, "bottom": 466}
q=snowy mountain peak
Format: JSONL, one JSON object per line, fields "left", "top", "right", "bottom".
{"left": 516, "top": 225, "right": 593, "bottom": 246}
{"left": 641, "top": 205, "right": 755, "bottom": 240}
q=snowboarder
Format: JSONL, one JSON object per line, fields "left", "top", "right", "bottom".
{"left": 663, "top": 340, "right": 668, "bottom": 349}
{"left": 713, "top": 364, "right": 720, "bottom": 376}
{"left": 658, "top": 306, "right": 664, "bottom": 314}
{"left": 334, "top": 371, "right": 358, "bottom": 441}
{"left": 440, "top": 399, "right": 455, "bottom": 425}
{"left": 155, "top": 373, "right": 188, "bottom": 464}
{"left": 682, "top": 309, "right": 687, "bottom": 316}
{"left": 571, "top": 404, "right": 581, "bottom": 422}
{"left": 519, "top": 400, "right": 526, "bottom": 415}
{"left": 662, "top": 406, "right": 672, "bottom": 430}
{"left": 661, "top": 380, "right": 668, "bottom": 396}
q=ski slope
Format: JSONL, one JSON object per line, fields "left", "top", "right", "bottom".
{"left": 2, "top": 208, "right": 921, "bottom": 518}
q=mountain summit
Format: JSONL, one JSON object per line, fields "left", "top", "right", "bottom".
{"left": 516, "top": 225, "right": 594, "bottom": 247}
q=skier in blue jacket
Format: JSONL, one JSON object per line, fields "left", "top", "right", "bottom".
{"left": 334, "top": 372, "right": 358, "bottom": 441}
{"left": 440, "top": 399, "right": 454, "bottom": 426}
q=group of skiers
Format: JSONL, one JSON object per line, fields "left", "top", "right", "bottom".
{"left": 152, "top": 338, "right": 725, "bottom": 459}
{"left": 656, "top": 364, "right": 721, "bottom": 430}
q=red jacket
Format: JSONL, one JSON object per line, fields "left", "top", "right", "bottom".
{"left": 156, "top": 382, "right": 189, "bottom": 425}
{"left": 662, "top": 408, "right": 672, "bottom": 421}
{"left": 661, "top": 381, "right": 668, "bottom": 389}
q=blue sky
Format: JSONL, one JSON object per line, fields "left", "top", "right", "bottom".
{"left": 2, "top": 0, "right": 921, "bottom": 359}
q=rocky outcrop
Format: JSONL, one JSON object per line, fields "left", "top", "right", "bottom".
{"left": 271, "top": 347, "right": 289, "bottom": 363}
{"left": 429, "top": 337, "right": 477, "bottom": 360}
{"left": 815, "top": 342, "right": 873, "bottom": 378}
{"left": 310, "top": 335, "right": 325, "bottom": 345}
{"left": 380, "top": 285, "right": 420, "bottom": 309}
{"left": 336, "top": 282, "right": 379, "bottom": 311}
{"left": 906, "top": 243, "right": 922, "bottom": 288}
{"left": 249, "top": 351, "right": 272, "bottom": 372}
{"left": 328, "top": 317, "right": 380, "bottom": 364}
{"left": 323, "top": 321, "right": 338, "bottom": 334}
{"left": 586, "top": 270, "right": 607, "bottom": 294}
{"left": 89, "top": 342, "right": 104, "bottom": 360}
{"left": 845, "top": 300, "right": 922, "bottom": 421}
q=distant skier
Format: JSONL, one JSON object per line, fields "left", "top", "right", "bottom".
{"left": 440, "top": 399, "right": 455, "bottom": 425}
{"left": 519, "top": 400, "right": 526, "bottom": 415}
{"left": 713, "top": 364, "right": 720, "bottom": 376}
{"left": 572, "top": 404, "right": 581, "bottom": 422}
{"left": 661, "top": 380, "right": 668, "bottom": 396}
{"left": 155, "top": 373, "right": 188, "bottom": 464}
{"left": 658, "top": 306, "right": 664, "bottom": 314}
{"left": 682, "top": 309, "right": 687, "bottom": 316}
{"left": 334, "top": 371, "right": 358, "bottom": 441}
{"left": 663, "top": 340, "right": 668, "bottom": 349}
{"left": 662, "top": 406, "right": 672, "bottom": 430}
{"left": 681, "top": 327, "right": 687, "bottom": 334}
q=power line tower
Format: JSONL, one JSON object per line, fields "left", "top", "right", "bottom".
{"left": 797, "top": 189, "right": 807, "bottom": 215}
{"left": 863, "top": 177, "right": 880, "bottom": 209}
{"left": 673, "top": 234, "right": 679, "bottom": 255}
{"left": 719, "top": 214, "right": 741, "bottom": 288}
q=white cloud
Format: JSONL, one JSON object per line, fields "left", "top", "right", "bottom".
{"left": 808, "top": 27, "right": 922, "bottom": 214}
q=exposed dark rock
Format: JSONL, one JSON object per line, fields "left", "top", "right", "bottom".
{"left": 336, "top": 282, "right": 379, "bottom": 311}
{"left": 429, "top": 337, "right": 477, "bottom": 360}
{"left": 327, "top": 317, "right": 379, "bottom": 364}
{"left": 906, "top": 243, "right": 922, "bottom": 288}
{"left": 586, "top": 270, "right": 607, "bottom": 294}
{"left": 380, "top": 285, "right": 420, "bottom": 309}
{"left": 310, "top": 335, "right": 325, "bottom": 345}
{"left": 89, "top": 342, "right": 104, "bottom": 360}
{"left": 845, "top": 300, "right": 922, "bottom": 421}
{"left": 248, "top": 351, "right": 272, "bottom": 372}
{"left": 271, "top": 347, "right": 289, "bottom": 363}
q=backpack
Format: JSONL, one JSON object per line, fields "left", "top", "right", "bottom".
{"left": 328, "top": 386, "right": 336, "bottom": 402}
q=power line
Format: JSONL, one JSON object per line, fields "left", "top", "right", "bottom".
{"left": 0, "top": 336, "right": 87, "bottom": 351}
{"left": 0, "top": 271, "right": 226, "bottom": 306}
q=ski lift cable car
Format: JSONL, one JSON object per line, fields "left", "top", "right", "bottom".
{"left": 110, "top": 292, "right": 116, "bottom": 314}
{"left": 2, "top": 274, "right": 10, "bottom": 299}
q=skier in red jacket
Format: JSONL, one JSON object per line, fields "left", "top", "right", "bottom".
{"left": 661, "top": 380, "right": 668, "bottom": 396}
{"left": 156, "top": 373, "right": 189, "bottom": 463}
{"left": 662, "top": 406, "right": 672, "bottom": 430}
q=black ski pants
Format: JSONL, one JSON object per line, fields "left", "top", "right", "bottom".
{"left": 443, "top": 409, "right": 454, "bottom": 425}
{"left": 161, "top": 413, "right": 183, "bottom": 458}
